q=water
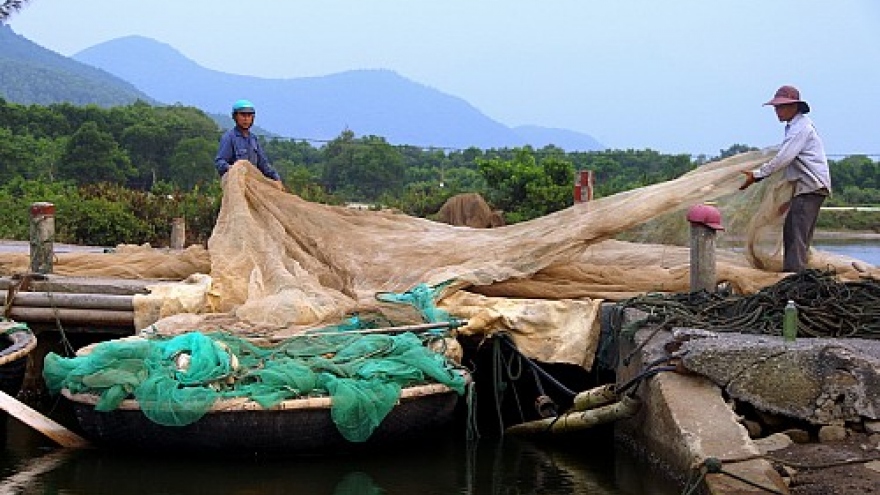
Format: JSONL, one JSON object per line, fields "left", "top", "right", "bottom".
{"left": 813, "top": 238, "right": 880, "bottom": 266}
{"left": 1, "top": 413, "right": 680, "bottom": 495}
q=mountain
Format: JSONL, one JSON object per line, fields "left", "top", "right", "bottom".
{"left": 0, "top": 25, "right": 154, "bottom": 106}
{"left": 73, "top": 36, "right": 604, "bottom": 151}
{"left": 513, "top": 125, "right": 603, "bottom": 153}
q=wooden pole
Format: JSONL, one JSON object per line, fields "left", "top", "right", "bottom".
{"left": 4, "top": 307, "right": 134, "bottom": 326}
{"left": 0, "top": 390, "right": 90, "bottom": 448}
{"left": 689, "top": 223, "right": 717, "bottom": 293}
{"left": 29, "top": 202, "right": 55, "bottom": 274}
{"left": 170, "top": 217, "right": 185, "bottom": 250}
{"left": 2, "top": 292, "right": 134, "bottom": 311}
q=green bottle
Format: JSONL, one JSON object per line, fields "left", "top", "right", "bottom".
{"left": 783, "top": 300, "right": 798, "bottom": 342}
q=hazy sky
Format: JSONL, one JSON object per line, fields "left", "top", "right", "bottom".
{"left": 7, "top": 0, "right": 880, "bottom": 156}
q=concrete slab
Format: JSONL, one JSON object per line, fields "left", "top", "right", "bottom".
{"left": 615, "top": 314, "right": 788, "bottom": 494}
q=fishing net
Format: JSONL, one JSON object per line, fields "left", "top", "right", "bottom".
{"left": 4, "top": 152, "right": 878, "bottom": 370}
{"left": 435, "top": 193, "right": 505, "bottom": 228}
{"left": 44, "top": 312, "right": 467, "bottom": 441}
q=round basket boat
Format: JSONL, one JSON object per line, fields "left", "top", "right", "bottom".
{"left": 61, "top": 379, "right": 464, "bottom": 456}
{"left": 0, "top": 322, "right": 38, "bottom": 396}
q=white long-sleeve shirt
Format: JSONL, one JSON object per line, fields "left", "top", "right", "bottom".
{"left": 752, "top": 113, "right": 831, "bottom": 196}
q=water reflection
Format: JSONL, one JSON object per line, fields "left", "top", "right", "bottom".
{"left": 2, "top": 417, "right": 678, "bottom": 495}
{"left": 466, "top": 435, "right": 678, "bottom": 495}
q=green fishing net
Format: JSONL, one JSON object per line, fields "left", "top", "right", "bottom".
{"left": 43, "top": 283, "right": 467, "bottom": 443}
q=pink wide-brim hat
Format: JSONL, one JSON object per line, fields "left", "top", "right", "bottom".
{"left": 764, "top": 85, "right": 810, "bottom": 113}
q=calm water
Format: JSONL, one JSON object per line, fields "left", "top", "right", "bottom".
{"left": 813, "top": 238, "right": 880, "bottom": 266}
{"left": 1, "top": 412, "right": 680, "bottom": 495}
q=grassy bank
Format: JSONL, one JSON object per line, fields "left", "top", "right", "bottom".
{"left": 817, "top": 208, "right": 880, "bottom": 233}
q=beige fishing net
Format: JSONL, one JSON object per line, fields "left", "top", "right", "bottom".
{"left": 2, "top": 152, "right": 876, "bottom": 369}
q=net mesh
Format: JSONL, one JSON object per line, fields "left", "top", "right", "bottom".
{"left": 2, "top": 152, "right": 877, "bottom": 373}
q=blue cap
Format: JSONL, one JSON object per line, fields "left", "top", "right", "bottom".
{"left": 232, "top": 99, "right": 255, "bottom": 113}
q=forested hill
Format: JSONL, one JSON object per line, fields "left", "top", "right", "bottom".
{"left": 0, "top": 25, "right": 154, "bottom": 106}
{"left": 73, "top": 36, "right": 604, "bottom": 151}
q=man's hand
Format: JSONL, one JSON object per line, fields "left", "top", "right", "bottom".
{"left": 777, "top": 201, "right": 790, "bottom": 216}
{"left": 739, "top": 171, "right": 757, "bottom": 190}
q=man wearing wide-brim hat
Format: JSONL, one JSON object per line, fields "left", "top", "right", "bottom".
{"left": 739, "top": 85, "right": 832, "bottom": 273}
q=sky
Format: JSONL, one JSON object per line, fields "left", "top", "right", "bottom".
{"left": 6, "top": 0, "right": 880, "bottom": 156}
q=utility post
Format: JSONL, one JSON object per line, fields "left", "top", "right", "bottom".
{"left": 29, "top": 202, "right": 55, "bottom": 274}
{"left": 573, "top": 170, "right": 594, "bottom": 203}
{"left": 686, "top": 204, "right": 724, "bottom": 293}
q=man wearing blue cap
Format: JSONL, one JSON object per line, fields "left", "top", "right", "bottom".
{"left": 214, "top": 99, "right": 284, "bottom": 189}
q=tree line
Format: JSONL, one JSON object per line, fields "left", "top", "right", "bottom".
{"left": 0, "top": 99, "right": 877, "bottom": 246}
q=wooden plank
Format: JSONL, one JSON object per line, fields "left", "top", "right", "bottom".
{"left": 0, "top": 390, "right": 90, "bottom": 448}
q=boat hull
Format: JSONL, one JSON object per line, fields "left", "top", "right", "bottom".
{"left": 0, "top": 325, "right": 37, "bottom": 397}
{"left": 65, "top": 385, "right": 461, "bottom": 456}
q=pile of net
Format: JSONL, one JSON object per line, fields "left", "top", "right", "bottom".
{"left": 4, "top": 151, "right": 879, "bottom": 370}
{"left": 43, "top": 323, "right": 467, "bottom": 442}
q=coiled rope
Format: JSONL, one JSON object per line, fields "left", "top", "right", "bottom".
{"left": 616, "top": 269, "right": 880, "bottom": 339}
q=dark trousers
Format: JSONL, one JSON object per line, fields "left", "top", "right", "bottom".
{"left": 783, "top": 192, "right": 826, "bottom": 272}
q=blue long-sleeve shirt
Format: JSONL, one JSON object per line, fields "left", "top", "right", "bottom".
{"left": 214, "top": 127, "right": 281, "bottom": 181}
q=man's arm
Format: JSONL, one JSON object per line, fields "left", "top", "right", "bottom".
{"left": 214, "top": 132, "right": 234, "bottom": 176}
{"left": 253, "top": 139, "right": 282, "bottom": 181}
{"left": 753, "top": 127, "right": 810, "bottom": 180}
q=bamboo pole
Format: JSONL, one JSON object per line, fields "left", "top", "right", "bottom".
{"left": 0, "top": 390, "right": 90, "bottom": 448}
{"left": 267, "top": 320, "right": 468, "bottom": 341}
{"left": 505, "top": 395, "right": 641, "bottom": 436}
{"left": 2, "top": 292, "right": 134, "bottom": 311}
{"left": 570, "top": 384, "right": 618, "bottom": 412}
{"left": 4, "top": 307, "right": 133, "bottom": 326}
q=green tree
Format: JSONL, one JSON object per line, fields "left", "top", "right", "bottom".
{"left": 321, "top": 131, "right": 406, "bottom": 201}
{"left": 0, "top": 0, "right": 31, "bottom": 21}
{"left": 120, "top": 122, "right": 172, "bottom": 188}
{"left": 478, "top": 147, "right": 575, "bottom": 223}
{"left": 167, "top": 136, "right": 217, "bottom": 190}
{"left": 58, "top": 121, "right": 135, "bottom": 185}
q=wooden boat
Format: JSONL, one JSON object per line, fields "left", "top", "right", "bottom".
{"left": 61, "top": 378, "right": 465, "bottom": 456}
{"left": 0, "top": 321, "right": 37, "bottom": 397}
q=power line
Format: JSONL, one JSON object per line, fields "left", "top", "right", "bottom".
{"left": 271, "top": 135, "right": 880, "bottom": 160}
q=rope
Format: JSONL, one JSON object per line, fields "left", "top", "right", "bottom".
{"left": 465, "top": 380, "right": 480, "bottom": 443}
{"left": 764, "top": 452, "right": 880, "bottom": 470}
{"left": 497, "top": 334, "right": 577, "bottom": 398}
{"left": 616, "top": 365, "right": 677, "bottom": 396}
{"left": 617, "top": 269, "right": 880, "bottom": 339}
{"left": 491, "top": 337, "right": 507, "bottom": 436}
{"left": 682, "top": 457, "right": 786, "bottom": 495}
{"left": 47, "top": 288, "right": 80, "bottom": 357}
